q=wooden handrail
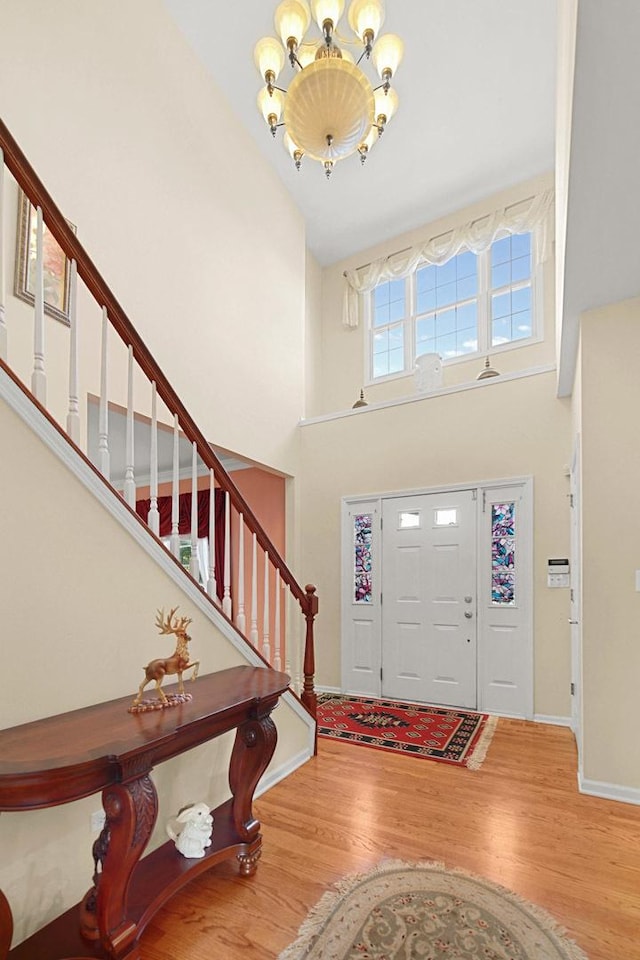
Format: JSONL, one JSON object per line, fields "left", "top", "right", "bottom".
{"left": 0, "top": 117, "right": 308, "bottom": 609}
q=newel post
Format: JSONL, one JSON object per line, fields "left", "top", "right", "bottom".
{"left": 301, "top": 584, "right": 318, "bottom": 751}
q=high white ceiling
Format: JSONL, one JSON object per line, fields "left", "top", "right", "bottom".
{"left": 163, "top": 0, "right": 557, "bottom": 266}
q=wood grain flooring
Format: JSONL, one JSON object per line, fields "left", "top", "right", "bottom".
{"left": 141, "top": 718, "right": 640, "bottom": 959}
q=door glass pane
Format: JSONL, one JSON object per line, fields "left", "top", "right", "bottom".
{"left": 491, "top": 502, "right": 516, "bottom": 604}
{"left": 354, "top": 513, "right": 373, "bottom": 603}
{"left": 399, "top": 510, "right": 420, "bottom": 529}
{"left": 434, "top": 508, "right": 457, "bottom": 526}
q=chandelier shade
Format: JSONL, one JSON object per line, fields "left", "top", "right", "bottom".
{"left": 254, "top": 0, "right": 403, "bottom": 176}
{"left": 284, "top": 58, "right": 374, "bottom": 161}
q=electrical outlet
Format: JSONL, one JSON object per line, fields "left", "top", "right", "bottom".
{"left": 91, "top": 810, "right": 106, "bottom": 832}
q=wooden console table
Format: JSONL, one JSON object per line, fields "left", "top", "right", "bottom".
{"left": 0, "top": 665, "right": 290, "bottom": 960}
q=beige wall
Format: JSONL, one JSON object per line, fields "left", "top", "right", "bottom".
{"left": 0, "top": 0, "right": 306, "bottom": 476}
{"left": 579, "top": 297, "right": 640, "bottom": 790}
{"left": 0, "top": 396, "right": 310, "bottom": 944}
{"left": 300, "top": 371, "right": 573, "bottom": 717}
{"left": 314, "top": 174, "right": 555, "bottom": 416}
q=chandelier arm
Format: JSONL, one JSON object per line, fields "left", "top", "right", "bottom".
{"left": 355, "top": 48, "right": 367, "bottom": 67}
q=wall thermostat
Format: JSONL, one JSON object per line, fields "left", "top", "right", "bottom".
{"left": 547, "top": 558, "right": 570, "bottom": 588}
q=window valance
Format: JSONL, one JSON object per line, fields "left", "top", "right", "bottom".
{"left": 342, "top": 189, "right": 554, "bottom": 328}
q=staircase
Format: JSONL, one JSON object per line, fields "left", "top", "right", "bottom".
{"left": 0, "top": 117, "right": 318, "bottom": 718}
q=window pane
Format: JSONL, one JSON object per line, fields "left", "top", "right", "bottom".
{"left": 373, "top": 355, "right": 388, "bottom": 378}
{"left": 492, "top": 316, "right": 512, "bottom": 345}
{"left": 437, "top": 308, "right": 456, "bottom": 336}
{"left": 416, "top": 315, "right": 435, "bottom": 341}
{"left": 512, "top": 286, "right": 531, "bottom": 313}
{"left": 491, "top": 262, "right": 511, "bottom": 289}
{"left": 373, "top": 330, "right": 388, "bottom": 353}
{"left": 435, "top": 508, "right": 457, "bottom": 526}
{"left": 492, "top": 502, "right": 516, "bottom": 605}
{"left": 511, "top": 233, "right": 531, "bottom": 259}
{"left": 389, "top": 278, "right": 405, "bottom": 303}
{"left": 457, "top": 302, "right": 477, "bottom": 327}
{"left": 388, "top": 347, "right": 404, "bottom": 373}
{"left": 456, "top": 251, "right": 477, "bottom": 279}
{"left": 492, "top": 292, "right": 511, "bottom": 319}
{"left": 399, "top": 511, "right": 420, "bottom": 529}
{"left": 389, "top": 325, "right": 403, "bottom": 348}
{"left": 374, "top": 283, "right": 390, "bottom": 306}
{"left": 417, "top": 287, "right": 436, "bottom": 313}
{"left": 457, "top": 327, "right": 477, "bottom": 353}
{"left": 389, "top": 298, "right": 405, "bottom": 322}
{"left": 417, "top": 264, "right": 436, "bottom": 292}
{"left": 436, "top": 281, "right": 457, "bottom": 308}
{"left": 491, "top": 236, "right": 511, "bottom": 266}
{"left": 437, "top": 333, "right": 457, "bottom": 358}
{"left": 416, "top": 337, "right": 436, "bottom": 357}
{"left": 457, "top": 274, "right": 477, "bottom": 300}
{"left": 436, "top": 259, "right": 456, "bottom": 284}
{"left": 354, "top": 513, "right": 373, "bottom": 603}
{"left": 512, "top": 310, "right": 531, "bottom": 339}
{"left": 512, "top": 255, "right": 530, "bottom": 283}
{"left": 374, "top": 304, "right": 389, "bottom": 327}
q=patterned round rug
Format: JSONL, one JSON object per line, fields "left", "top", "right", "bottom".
{"left": 278, "top": 860, "right": 588, "bottom": 960}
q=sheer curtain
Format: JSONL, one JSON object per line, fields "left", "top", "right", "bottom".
{"left": 342, "top": 189, "right": 554, "bottom": 328}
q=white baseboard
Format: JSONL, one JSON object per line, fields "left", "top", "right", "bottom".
{"left": 256, "top": 747, "right": 313, "bottom": 799}
{"left": 534, "top": 714, "right": 573, "bottom": 727}
{"left": 578, "top": 775, "right": 640, "bottom": 806}
{"left": 316, "top": 685, "right": 342, "bottom": 695}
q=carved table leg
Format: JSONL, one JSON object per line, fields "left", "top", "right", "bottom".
{"left": 0, "top": 889, "right": 12, "bottom": 960}
{"left": 80, "top": 774, "right": 158, "bottom": 959}
{"left": 228, "top": 713, "right": 277, "bottom": 875}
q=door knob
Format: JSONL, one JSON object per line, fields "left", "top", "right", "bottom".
{"left": 464, "top": 611, "right": 473, "bottom": 619}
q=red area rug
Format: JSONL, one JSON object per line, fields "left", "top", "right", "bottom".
{"left": 317, "top": 694, "right": 497, "bottom": 769}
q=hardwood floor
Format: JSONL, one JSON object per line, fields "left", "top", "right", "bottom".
{"left": 141, "top": 719, "right": 640, "bottom": 959}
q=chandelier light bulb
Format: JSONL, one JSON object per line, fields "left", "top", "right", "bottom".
{"left": 297, "top": 42, "right": 320, "bottom": 67}
{"left": 254, "top": 37, "right": 286, "bottom": 85}
{"left": 372, "top": 32, "right": 404, "bottom": 84}
{"left": 347, "top": 0, "right": 385, "bottom": 51}
{"left": 374, "top": 85, "right": 398, "bottom": 133}
{"left": 274, "top": 0, "right": 312, "bottom": 55}
{"left": 257, "top": 86, "right": 285, "bottom": 135}
{"left": 283, "top": 131, "right": 305, "bottom": 170}
{"left": 358, "top": 124, "right": 379, "bottom": 163}
{"left": 311, "top": 0, "right": 345, "bottom": 37}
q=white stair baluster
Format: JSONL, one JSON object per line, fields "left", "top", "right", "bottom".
{"left": 31, "top": 206, "right": 46, "bottom": 404}
{"left": 189, "top": 442, "right": 199, "bottom": 579}
{"left": 222, "top": 492, "right": 232, "bottom": 618}
{"left": 65, "top": 259, "right": 80, "bottom": 444}
{"left": 147, "top": 381, "right": 160, "bottom": 535}
{"left": 236, "top": 514, "right": 246, "bottom": 633}
{"left": 0, "top": 150, "right": 7, "bottom": 360}
{"left": 124, "top": 345, "right": 136, "bottom": 507}
{"left": 206, "top": 470, "right": 217, "bottom": 600}
{"left": 274, "top": 576, "right": 282, "bottom": 672}
{"left": 285, "top": 590, "right": 293, "bottom": 683}
{"left": 170, "top": 415, "right": 180, "bottom": 557}
{"left": 98, "top": 307, "right": 110, "bottom": 479}
{"left": 250, "top": 533, "right": 259, "bottom": 647}
{"left": 262, "top": 552, "right": 271, "bottom": 664}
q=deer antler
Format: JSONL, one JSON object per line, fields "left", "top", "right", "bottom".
{"left": 155, "top": 606, "right": 180, "bottom": 634}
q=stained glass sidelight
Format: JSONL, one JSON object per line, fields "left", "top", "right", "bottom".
{"left": 491, "top": 502, "right": 515, "bottom": 604}
{"left": 354, "top": 513, "right": 373, "bottom": 603}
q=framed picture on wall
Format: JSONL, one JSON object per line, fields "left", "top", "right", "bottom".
{"left": 14, "top": 189, "right": 76, "bottom": 325}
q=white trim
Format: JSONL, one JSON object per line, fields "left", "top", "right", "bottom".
{"left": 256, "top": 746, "right": 313, "bottom": 798}
{"left": 342, "top": 474, "right": 534, "bottom": 507}
{"left": 300, "top": 364, "right": 556, "bottom": 427}
{"left": 534, "top": 714, "right": 572, "bottom": 727}
{"left": 578, "top": 775, "right": 640, "bottom": 806}
{"left": 0, "top": 366, "right": 316, "bottom": 752}
{"left": 316, "top": 685, "right": 343, "bottom": 695}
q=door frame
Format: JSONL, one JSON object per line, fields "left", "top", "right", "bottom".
{"left": 341, "top": 475, "right": 534, "bottom": 718}
{"left": 569, "top": 436, "right": 583, "bottom": 772}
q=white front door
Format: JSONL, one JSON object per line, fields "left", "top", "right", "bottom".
{"left": 381, "top": 490, "right": 477, "bottom": 708}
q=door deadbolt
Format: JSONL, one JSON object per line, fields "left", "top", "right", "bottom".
{"left": 464, "top": 596, "right": 473, "bottom": 603}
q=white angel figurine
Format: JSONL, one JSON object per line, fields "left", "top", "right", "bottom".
{"left": 166, "top": 801, "right": 214, "bottom": 859}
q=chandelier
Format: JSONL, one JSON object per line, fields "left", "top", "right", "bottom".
{"left": 254, "top": 0, "right": 404, "bottom": 178}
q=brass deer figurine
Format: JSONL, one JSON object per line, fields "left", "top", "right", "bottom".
{"left": 133, "top": 607, "right": 200, "bottom": 707}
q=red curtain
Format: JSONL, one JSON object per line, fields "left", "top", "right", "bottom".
{"left": 135, "top": 489, "right": 226, "bottom": 602}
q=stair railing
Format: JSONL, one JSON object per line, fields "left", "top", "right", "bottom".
{"left": 0, "top": 118, "right": 317, "bottom": 720}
